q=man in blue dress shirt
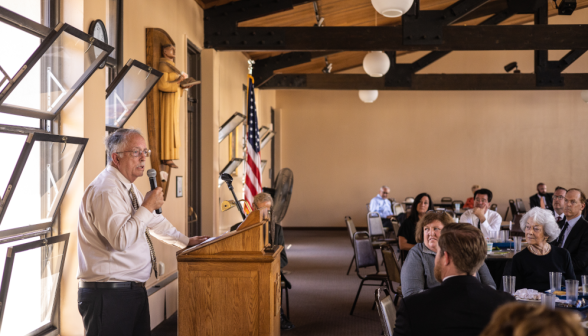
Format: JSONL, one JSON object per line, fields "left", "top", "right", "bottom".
{"left": 369, "top": 186, "right": 394, "bottom": 228}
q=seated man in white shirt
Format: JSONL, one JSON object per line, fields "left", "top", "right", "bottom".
{"left": 369, "top": 185, "right": 394, "bottom": 228}
{"left": 460, "top": 188, "right": 502, "bottom": 238}
{"left": 77, "top": 129, "right": 209, "bottom": 336}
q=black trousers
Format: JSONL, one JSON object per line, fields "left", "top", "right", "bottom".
{"left": 382, "top": 217, "right": 393, "bottom": 229}
{"left": 78, "top": 286, "right": 151, "bottom": 336}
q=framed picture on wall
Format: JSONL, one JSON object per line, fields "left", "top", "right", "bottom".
{"left": 176, "top": 176, "right": 183, "bottom": 197}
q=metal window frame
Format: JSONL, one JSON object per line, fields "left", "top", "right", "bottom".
{"left": 260, "top": 131, "right": 274, "bottom": 149}
{"left": 219, "top": 112, "right": 246, "bottom": 143}
{"left": 105, "top": 59, "right": 163, "bottom": 132}
{"left": 0, "top": 132, "right": 87, "bottom": 238}
{"left": 0, "top": 22, "right": 114, "bottom": 120}
{"left": 0, "top": 233, "right": 69, "bottom": 336}
{"left": 218, "top": 158, "right": 244, "bottom": 187}
{"left": 0, "top": 6, "right": 52, "bottom": 39}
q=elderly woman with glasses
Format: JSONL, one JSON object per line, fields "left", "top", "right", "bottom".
{"left": 401, "top": 212, "right": 496, "bottom": 297}
{"left": 511, "top": 207, "right": 575, "bottom": 292}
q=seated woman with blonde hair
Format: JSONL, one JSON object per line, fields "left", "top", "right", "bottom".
{"left": 400, "top": 211, "right": 495, "bottom": 297}
{"left": 511, "top": 207, "right": 575, "bottom": 292}
{"left": 480, "top": 302, "right": 584, "bottom": 336}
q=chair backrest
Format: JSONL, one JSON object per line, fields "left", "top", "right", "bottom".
{"left": 367, "top": 212, "right": 385, "bottom": 237}
{"left": 405, "top": 197, "right": 414, "bottom": 202}
{"left": 490, "top": 203, "right": 498, "bottom": 212}
{"left": 381, "top": 245, "right": 401, "bottom": 285}
{"left": 515, "top": 198, "right": 527, "bottom": 213}
{"left": 511, "top": 214, "right": 524, "bottom": 236}
{"left": 345, "top": 216, "right": 357, "bottom": 246}
{"left": 375, "top": 288, "right": 396, "bottom": 336}
{"left": 366, "top": 203, "right": 370, "bottom": 212}
{"left": 392, "top": 221, "right": 401, "bottom": 238}
{"left": 393, "top": 203, "right": 405, "bottom": 215}
{"left": 353, "top": 232, "right": 379, "bottom": 271}
{"left": 452, "top": 200, "right": 464, "bottom": 207}
{"left": 441, "top": 197, "right": 452, "bottom": 202}
{"left": 509, "top": 199, "right": 518, "bottom": 215}
{"left": 389, "top": 198, "right": 395, "bottom": 203}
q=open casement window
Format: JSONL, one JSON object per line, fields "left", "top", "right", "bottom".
{"left": 0, "top": 23, "right": 113, "bottom": 120}
{"left": 105, "top": 59, "right": 162, "bottom": 131}
{"left": 0, "top": 233, "right": 69, "bottom": 335}
{"left": 0, "top": 132, "right": 87, "bottom": 237}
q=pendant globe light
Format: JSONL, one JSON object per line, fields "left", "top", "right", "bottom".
{"left": 372, "top": 0, "right": 414, "bottom": 18}
{"left": 582, "top": 90, "right": 588, "bottom": 103}
{"left": 359, "top": 90, "right": 379, "bottom": 103}
{"left": 363, "top": 51, "right": 390, "bottom": 77}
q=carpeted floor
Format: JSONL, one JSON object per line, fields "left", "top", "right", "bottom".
{"left": 153, "top": 230, "right": 384, "bottom": 336}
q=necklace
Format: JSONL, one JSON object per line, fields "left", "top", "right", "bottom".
{"left": 528, "top": 243, "right": 551, "bottom": 256}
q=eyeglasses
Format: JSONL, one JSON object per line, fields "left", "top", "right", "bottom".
{"left": 564, "top": 199, "right": 582, "bottom": 206}
{"left": 474, "top": 198, "right": 489, "bottom": 204}
{"left": 554, "top": 195, "right": 565, "bottom": 200}
{"left": 117, "top": 148, "right": 151, "bottom": 157}
{"left": 524, "top": 225, "right": 543, "bottom": 233}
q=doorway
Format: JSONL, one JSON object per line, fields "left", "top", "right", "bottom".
{"left": 187, "top": 40, "right": 201, "bottom": 236}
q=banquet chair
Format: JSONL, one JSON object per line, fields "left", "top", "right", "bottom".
{"left": 490, "top": 203, "right": 498, "bottom": 212}
{"left": 452, "top": 200, "right": 464, "bottom": 210}
{"left": 375, "top": 288, "right": 396, "bottom": 336}
{"left": 393, "top": 203, "right": 405, "bottom": 215}
{"left": 441, "top": 197, "right": 452, "bottom": 203}
{"left": 350, "top": 232, "right": 388, "bottom": 315}
{"left": 515, "top": 198, "right": 527, "bottom": 213}
{"left": 404, "top": 197, "right": 414, "bottom": 211}
{"left": 510, "top": 214, "right": 525, "bottom": 237}
{"left": 381, "top": 245, "right": 402, "bottom": 302}
{"left": 367, "top": 212, "right": 397, "bottom": 245}
{"left": 345, "top": 216, "right": 357, "bottom": 275}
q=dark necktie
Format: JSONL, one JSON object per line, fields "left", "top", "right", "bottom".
{"left": 129, "top": 185, "right": 158, "bottom": 279}
{"left": 557, "top": 222, "right": 570, "bottom": 248}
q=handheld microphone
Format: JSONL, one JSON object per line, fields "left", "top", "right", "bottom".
{"left": 147, "top": 169, "right": 162, "bottom": 214}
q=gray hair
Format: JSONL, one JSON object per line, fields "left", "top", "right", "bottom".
{"left": 380, "top": 185, "right": 390, "bottom": 191}
{"left": 520, "top": 207, "right": 561, "bottom": 243}
{"left": 253, "top": 192, "right": 273, "bottom": 207}
{"left": 105, "top": 129, "right": 143, "bottom": 164}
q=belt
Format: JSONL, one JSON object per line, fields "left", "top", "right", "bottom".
{"left": 79, "top": 281, "right": 146, "bottom": 289}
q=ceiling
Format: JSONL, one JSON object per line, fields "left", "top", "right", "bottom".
{"left": 196, "top": 0, "right": 588, "bottom": 76}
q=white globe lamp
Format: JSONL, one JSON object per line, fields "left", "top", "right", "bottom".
{"left": 359, "top": 90, "right": 379, "bottom": 103}
{"left": 582, "top": 90, "right": 588, "bottom": 103}
{"left": 363, "top": 51, "right": 390, "bottom": 77}
{"left": 371, "top": 0, "right": 415, "bottom": 18}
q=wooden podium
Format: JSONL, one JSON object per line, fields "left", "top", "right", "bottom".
{"left": 177, "top": 210, "right": 282, "bottom": 336}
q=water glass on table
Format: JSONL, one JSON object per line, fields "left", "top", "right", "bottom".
{"left": 566, "top": 279, "right": 579, "bottom": 303}
{"left": 582, "top": 275, "right": 588, "bottom": 294}
{"left": 549, "top": 272, "right": 562, "bottom": 293}
{"left": 513, "top": 236, "right": 523, "bottom": 252}
{"left": 541, "top": 293, "right": 556, "bottom": 310}
{"left": 486, "top": 240, "right": 493, "bottom": 253}
{"left": 503, "top": 276, "right": 516, "bottom": 295}
{"left": 455, "top": 203, "right": 460, "bottom": 212}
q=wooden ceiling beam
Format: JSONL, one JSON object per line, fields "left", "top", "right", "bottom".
{"left": 206, "top": 25, "right": 588, "bottom": 51}
{"left": 260, "top": 73, "right": 588, "bottom": 90}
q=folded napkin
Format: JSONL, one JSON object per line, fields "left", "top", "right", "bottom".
{"left": 515, "top": 288, "right": 542, "bottom": 300}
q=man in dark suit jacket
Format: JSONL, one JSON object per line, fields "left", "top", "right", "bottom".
{"left": 557, "top": 188, "right": 588, "bottom": 279}
{"left": 530, "top": 182, "right": 554, "bottom": 211}
{"left": 552, "top": 187, "right": 567, "bottom": 227}
{"left": 393, "top": 223, "right": 514, "bottom": 336}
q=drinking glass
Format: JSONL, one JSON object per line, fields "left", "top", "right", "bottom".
{"left": 541, "top": 293, "right": 556, "bottom": 310}
{"left": 486, "top": 241, "right": 493, "bottom": 253}
{"left": 513, "top": 236, "right": 523, "bottom": 252}
{"left": 503, "top": 276, "right": 516, "bottom": 295}
{"left": 455, "top": 203, "right": 460, "bottom": 212}
{"left": 566, "top": 280, "right": 579, "bottom": 303}
{"left": 499, "top": 230, "right": 508, "bottom": 243}
{"left": 582, "top": 275, "right": 588, "bottom": 295}
{"left": 549, "top": 272, "right": 562, "bottom": 293}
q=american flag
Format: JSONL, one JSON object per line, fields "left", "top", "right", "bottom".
{"left": 244, "top": 75, "right": 262, "bottom": 207}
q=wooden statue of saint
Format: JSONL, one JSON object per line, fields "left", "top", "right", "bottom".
{"left": 158, "top": 44, "right": 199, "bottom": 168}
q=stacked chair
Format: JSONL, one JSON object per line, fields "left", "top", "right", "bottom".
{"left": 375, "top": 288, "right": 397, "bottom": 336}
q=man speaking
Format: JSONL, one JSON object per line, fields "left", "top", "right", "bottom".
{"left": 77, "top": 129, "right": 209, "bottom": 335}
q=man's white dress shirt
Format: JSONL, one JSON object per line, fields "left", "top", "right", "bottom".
{"left": 78, "top": 166, "right": 189, "bottom": 282}
{"left": 460, "top": 209, "right": 502, "bottom": 238}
